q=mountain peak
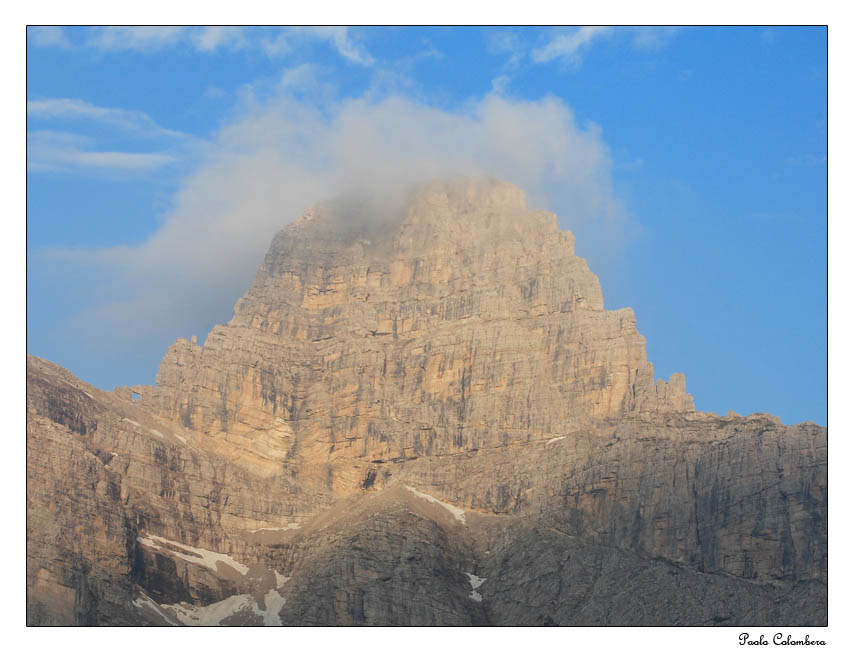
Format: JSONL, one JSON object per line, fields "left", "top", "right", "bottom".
{"left": 146, "top": 178, "right": 693, "bottom": 482}
{"left": 27, "top": 180, "right": 825, "bottom": 626}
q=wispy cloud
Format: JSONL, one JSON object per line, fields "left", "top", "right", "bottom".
{"left": 490, "top": 75, "right": 511, "bottom": 94}
{"left": 532, "top": 27, "right": 614, "bottom": 64}
{"left": 532, "top": 26, "right": 679, "bottom": 66}
{"left": 27, "top": 130, "right": 175, "bottom": 174}
{"left": 27, "top": 98, "right": 187, "bottom": 139}
{"left": 487, "top": 31, "right": 525, "bottom": 69}
{"left": 630, "top": 27, "right": 681, "bottom": 51}
{"left": 28, "top": 26, "right": 72, "bottom": 48}
{"left": 275, "top": 63, "right": 342, "bottom": 105}
{"left": 260, "top": 27, "right": 374, "bottom": 65}
{"left": 30, "top": 26, "right": 377, "bottom": 65}
{"left": 190, "top": 27, "right": 248, "bottom": 52}
{"left": 304, "top": 27, "right": 374, "bottom": 65}
{"left": 38, "top": 88, "right": 633, "bottom": 359}
{"left": 27, "top": 98, "right": 203, "bottom": 176}
{"left": 86, "top": 26, "right": 187, "bottom": 52}
{"left": 415, "top": 39, "right": 444, "bottom": 62}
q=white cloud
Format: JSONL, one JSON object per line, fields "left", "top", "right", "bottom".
{"left": 87, "top": 26, "right": 187, "bottom": 52}
{"left": 304, "top": 27, "right": 374, "bottom": 65}
{"left": 490, "top": 75, "right": 510, "bottom": 94}
{"left": 631, "top": 27, "right": 680, "bottom": 51}
{"left": 27, "top": 130, "right": 174, "bottom": 173}
{"left": 83, "top": 26, "right": 252, "bottom": 54}
{"left": 27, "top": 98, "right": 187, "bottom": 139}
{"left": 27, "top": 99, "right": 202, "bottom": 177}
{"left": 279, "top": 63, "right": 329, "bottom": 94}
{"left": 76, "top": 26, "right": 374, "bottom": 64}
{"left": 259, "top": 29, "right": 292, "bottom": 57}
{"left": 261, "top": 27, "right": 374, "bottom": 65}
{"left": 39, "top": 89, "right": 633, "bottom": 369}
{"left": 487, "top": 31, "right": 524, "bottom": 68}
{"left": 190, "top": 27, "right": 247, "bottom": 52}
{"left": 532, "top": 26, "right": 679, "bottom": 66}
{"left": 532, "top": 27, "right": 613, "bottom": 64}
{"left": 28, "top": 26, "right": 71, "bottom": 48}
{"left": 415, "top": 39, "right": 443, "bottom": 62}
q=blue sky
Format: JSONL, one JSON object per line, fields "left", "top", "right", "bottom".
{"left": 26, "top": 26, "right": 827, "bottom": 425}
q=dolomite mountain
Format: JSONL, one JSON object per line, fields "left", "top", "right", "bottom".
{"left": 27, "top": 179, "right": 827, "bottom": 626}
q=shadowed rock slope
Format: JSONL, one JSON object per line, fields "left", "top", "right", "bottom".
{"left": 26, "top": 179, "right": 826, "bottom": 625}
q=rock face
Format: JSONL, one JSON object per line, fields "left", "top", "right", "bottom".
{"left": 26, "top": 179, "right": 826, "bottom": 626}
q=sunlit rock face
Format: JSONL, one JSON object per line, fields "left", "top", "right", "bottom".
{"left": 149, "top": 179, "right": 693, "bottom": 481}
{"left": 26, "top": 179, "right": 826, "bottom": 626}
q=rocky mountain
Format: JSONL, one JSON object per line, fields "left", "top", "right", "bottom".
{"left": 26, "top": 179, "right": 827, "bottom": 626}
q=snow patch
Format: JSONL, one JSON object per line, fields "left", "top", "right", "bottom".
{"left": 262, "top": 589, "right": 286, "bottom": 626}
{"left": 465, "top": 572, "right": 486, "bottom": 590}
{"left": 175, "top": 434, "right": 187, "bottom": 444}
{"left": 133, "top": 592, "right": 178, "bottom": 626}
{"left": 138, "top": 534, "right": 250, "bottom": 575}
{"left": 149, "top": 429, "right": 164, "bottom": 439}
{"left": 160, "top": 589, "right": 286, "bottom": 626}
{"left": 465, "top": 572, "right": 486, "bottom": 602}
{"left": 405, "top": 486, "right": 466, "bottom": 523}
{"left": 121, "top": 418, "right": 141, "bottom": 427}
{"left": 546, "top": 436, "right": 567, "bottom": 445}
{"left": 274, "top": 571, "right": 290, "bottom": 589}
{"left": 250, "top": 523, "right": 300, "bottom": 533}
{"left": 83, "top": 391, "right": 94, "bottom": 399}
{"left": 162, "top": 594, "right": 255, "bottom": 626}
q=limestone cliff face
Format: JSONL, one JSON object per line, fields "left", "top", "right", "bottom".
{"left": 26, "top": 179, "right": 825, "bottom": 626}
{"left": 148, "top": 179, "right": 693, "bottom": 487}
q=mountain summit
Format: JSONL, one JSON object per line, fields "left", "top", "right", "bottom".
{"left": 27, "top": 179, "right": 826, "bottom": 625}
{"left": 149, "top": 179, "right": 693, "bottom": 477}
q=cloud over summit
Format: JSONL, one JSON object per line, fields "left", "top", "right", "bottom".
{"left": 39, "top": 87, "right": 633, "bottom": 380}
